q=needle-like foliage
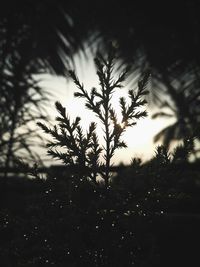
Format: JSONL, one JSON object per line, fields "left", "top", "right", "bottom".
{"left": 38, "top": 46, "right": 149, "bottom": 186}
{"left": 38, "top": 102, "right": 102, "bottom": 184}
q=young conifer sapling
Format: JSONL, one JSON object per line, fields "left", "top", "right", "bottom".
{"left": 38, "top": 47, "right": 150, "bottom": 187}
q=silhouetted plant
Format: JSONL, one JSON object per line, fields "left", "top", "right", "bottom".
{"left": 0, "top": 44, "right": 48, "bottom": 177}
{"left": 172, "top": 137, "right": 195, "bottom": 163}
{"left": 149, "top": 138, "right": 194, "bottom": 167}
{"left": 151, "top": 71, "right": 200, "bottom": 152}
{"left": 0, "top": 1, "right": 84, "bottom": 176}
{"left": 38, "top": 47, "right": 149, "bottom": 186}
{"left": 2, "top": 1, "right": 200, "bottom": 150}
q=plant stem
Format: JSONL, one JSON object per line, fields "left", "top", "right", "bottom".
{"left": 104, "top": 100, "right": 110, "bottom": 187}
{"left": 104, "top": 66, "right": 112, "bottom": 187}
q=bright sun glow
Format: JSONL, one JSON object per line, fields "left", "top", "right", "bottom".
{"left": 38, "top": 50, "right": 175, "bottom": 165}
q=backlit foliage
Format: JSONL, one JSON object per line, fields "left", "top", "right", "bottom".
{"left": 38, "top": 47, "right": 149, "bottom": 186}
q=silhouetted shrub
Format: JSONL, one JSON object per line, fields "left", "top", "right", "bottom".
{"left": 1, "top": 49, "right": 200, "bottom": 266}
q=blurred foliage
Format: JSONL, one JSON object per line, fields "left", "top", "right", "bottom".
{"left": 0, "top": 38, "right": 48, "bottom": 172}
{"left": 0, "top": 1, "right": 55, "bottom": 171}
